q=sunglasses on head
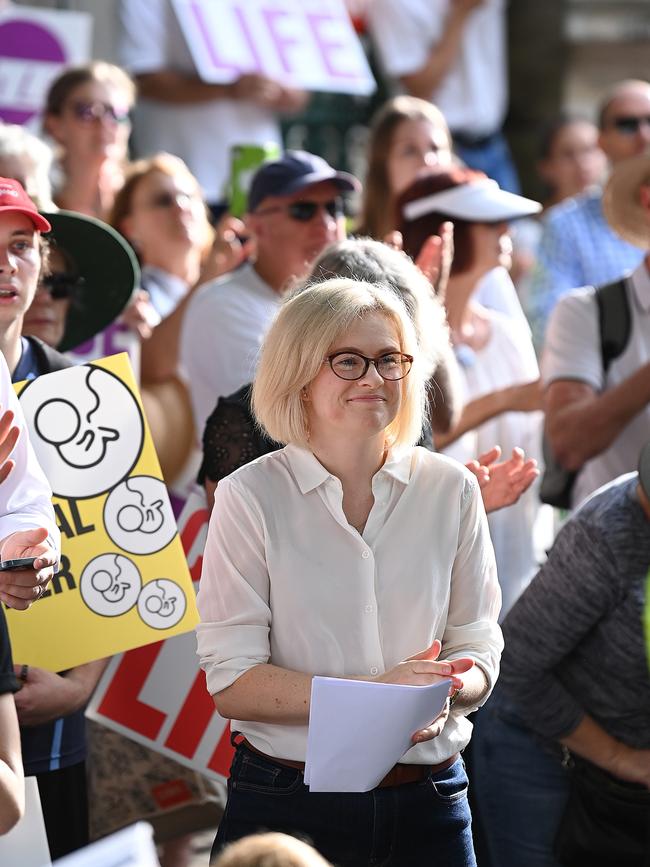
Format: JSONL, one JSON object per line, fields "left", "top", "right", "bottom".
{"left": 41, "top": 273, "right": 85, "bottom": 300}
{"left": 256, "top": 198, "right": 344, "bottom": 222}
{"left": 70, "top": 100, "right": 130, "bottom": 124}
{"left": 611, "top": 115, "right": 650, "bottom": 135}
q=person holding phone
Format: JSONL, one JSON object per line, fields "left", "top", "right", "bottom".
{"left": 0, "top": 176, "right": 109, "bottom": 860}
{"left": 197, "top": 277, "right": 502, "bottom": 866}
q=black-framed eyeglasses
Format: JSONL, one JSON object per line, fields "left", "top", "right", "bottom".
{"left": 325, "top": 351, "right": 413, "bottom": 381}
{"left": 610, "top": 115, "right": 650, "bottom": 135}
{"left": 255, "top": 198, "right": 344, "bottom": 222}
{"left": 40, "top": 273, "right": 85, "bottom": 300}
{"left": 70, "top": 100, "right": 130, "bottom": 124}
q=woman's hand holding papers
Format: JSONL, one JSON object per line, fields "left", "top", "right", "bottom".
{"left": 374, "top": 639, "right": 474, "bottom": 743}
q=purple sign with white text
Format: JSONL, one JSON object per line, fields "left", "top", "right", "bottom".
{"left": 0, "top": 7, "right": 91, "bottom": 125}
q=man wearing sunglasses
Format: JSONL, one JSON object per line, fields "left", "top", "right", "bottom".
{"left": 530, "top": 79, "right": 650, "bottom": 335}
{"left": 181, "top": 150, "right": 360, "bottom": 437}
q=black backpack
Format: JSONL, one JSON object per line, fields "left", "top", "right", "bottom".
{"left": 539, "top": 277, "right": 631, "bottom": 508}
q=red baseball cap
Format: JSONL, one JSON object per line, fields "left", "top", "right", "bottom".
{"left": 0, "top": 177, "right": 51, "bottom": 232}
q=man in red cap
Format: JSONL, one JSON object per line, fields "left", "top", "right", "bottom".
{"left": 0, "top": 178, "right": 59, "bottom": 607}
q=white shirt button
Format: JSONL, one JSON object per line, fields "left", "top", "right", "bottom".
{"left": 370, "top": 666, "right": 379, "bottom": 675}
{"left": 364, "top": 605, "right": 373, "bottom": 613}
{"left": 361, "top": 550, "right": 370, "bottom": 559}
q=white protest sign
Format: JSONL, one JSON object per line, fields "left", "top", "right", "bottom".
{"left": 54, "top": 822, "right": 159, "bottom": 867}
{"left": 0, "top": 777, "right": 51, "bottom": 867}
{"left": 0, "top": 4, "right": 91, "bottom": 126}
{"left": 87, "top": 487, "right": 233, "bottom": 784}
{"left": 171, "top": 0, "right": 375, "bottom": 95}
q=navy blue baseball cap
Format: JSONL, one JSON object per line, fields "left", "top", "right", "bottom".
{"left": 247, "top": 150, "right": 360, "bottom": 212}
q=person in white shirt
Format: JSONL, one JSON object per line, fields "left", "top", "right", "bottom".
{"left": 180, "top": 150, "right": 358, "bottom": 437}
{"left": 0, "top": 179, "right": 60, "bottom": 608}
{"left": 367, "top": 0, "right": 519, "bottom": 193}
{"left": 542, "top": 150, "right": 650, "bottom": 509}
{"left": 118, "top": 0, "right": 306, "bottom": 208}
{"left": 197, "top": 277, "right": 502, "bottom": 866}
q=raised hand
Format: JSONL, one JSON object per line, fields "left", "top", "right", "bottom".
{"left": 466, "top": 446, "right": 539, "bottom": 513}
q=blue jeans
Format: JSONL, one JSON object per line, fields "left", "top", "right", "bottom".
{"left": 454, "top": 132, "right": 521, "bottom": 194}
{"left": 211, "top": 744, "right": 476, "bottom": 866}
{"left": 470, "top": 695, "right": 570, "bottom": 867}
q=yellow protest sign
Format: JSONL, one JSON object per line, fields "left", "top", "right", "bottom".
{"left": 6, "top": 353, "right": 198, "bottom": 671}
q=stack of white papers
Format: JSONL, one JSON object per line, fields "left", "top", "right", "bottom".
{"left": 305, "top": 676, "right": 450, "bottom": 792}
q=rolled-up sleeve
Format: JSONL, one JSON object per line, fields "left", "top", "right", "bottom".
{"left": 443, "top": 475, "right": 503, "bottom": 707}
{"left": 196, "top": 476, "right": 272, "bottom": 696}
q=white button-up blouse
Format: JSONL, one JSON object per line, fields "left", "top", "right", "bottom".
{"left": 196, "top": 444, "right": 503, "bottom": 766}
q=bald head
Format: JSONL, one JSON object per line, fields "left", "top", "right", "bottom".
{"left": 598, "top": 80, "right": 650, "bottom": 164}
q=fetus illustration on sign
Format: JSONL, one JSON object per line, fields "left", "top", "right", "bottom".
{"left": 137, "top": 579, "right": 186, "bottom": 629}
{"left": 80, "top": 554, "right": 142, "bottom": 616}
{"left": 18, "top": 365, "right": 144, "bottom": 499}
{"left": 104, "top": 477, "right": 177, "bottom": 555}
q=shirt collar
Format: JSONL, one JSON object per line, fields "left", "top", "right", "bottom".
{"left": 630, "top": 259, "right": 650, "bottom": 313}
{"left": 285, "top": 443, "right": 413, "bottom": 494}
{"left": 141, "top": 265, "right": 188, "bottom": 298}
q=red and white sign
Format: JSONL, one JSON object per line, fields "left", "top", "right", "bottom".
{"left": 171, "top": 0, "right": 375, "bottom": 95}
{"left": 87, "top": 488, "right": 234, "bottom": 783}
{"left": 0, "top": 4, "right": 91, "bottom": 126}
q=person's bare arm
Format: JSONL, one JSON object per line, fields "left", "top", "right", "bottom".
{"left": 0, "top": 692, "right": 23, "bottom": 834}
{"left": 141, "top": 222, "right": 253, "bottom": 385}
{"left": 204, "top": 479, "right": 218, "bottom": 515}
{"left": 428, "top": 348, "right": 462, "bottom": 434}
{"left": 561, "top": 714, "right": 650, "bottom": 790}
{"left": 14, "top": 659, "right": 109, "bottom": 727}
{"left": 400, "top": 0, "right": 484, "bottom": 99}
{"left": 435, "top": 379, "right": 542, "bottom": 450}
{"left": 213, "top": 640, "right": 472, "bottom": 738}
{"left": 136, "top": 71, "right": 307, "bottom": 112}
{"left": 545, "top": 363, "right": 650, "bottom": 471}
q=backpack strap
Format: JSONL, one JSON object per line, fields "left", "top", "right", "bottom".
{"left": 539, "top": 276, "right": 631, "bottom": 509}
{"left": 596, "top": 277, "right": 631, "bottom": 374}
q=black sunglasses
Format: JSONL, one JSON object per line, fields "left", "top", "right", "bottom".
{"left": 256, "top": 198, "right": 344, "bottom": 222}
{"left": 611, "top": 115, "right": 650, "bottom": 135}
{"left": 41, "top": 273, "right": 85, "bottom": 300}
{"left": 70, "top": 100, "right": 130, "bottom": 124}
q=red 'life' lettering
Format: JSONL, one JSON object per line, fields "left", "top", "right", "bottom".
{"left": 180, "top": 507, "right": 208, "bottom": 582}
{"left": 164, "top": 670, "right": 217, "bottom": 757}
{"left": 96, "top": 642, "right": 166, "bottom": 739}
{"left": 207, "top": 724, "right": 235, "bottom": 777}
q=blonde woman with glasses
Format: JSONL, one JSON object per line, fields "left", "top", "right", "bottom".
{"left": 197, "top": 277, "right": 502, "bottom": 866}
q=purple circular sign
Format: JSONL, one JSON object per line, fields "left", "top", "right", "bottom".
{"left": 0, "top": 19, "right": 66, "bottom": 124}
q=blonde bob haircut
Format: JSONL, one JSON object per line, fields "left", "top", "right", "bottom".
{"left": 252, "top": 278, "right": 426, "bottom": 449}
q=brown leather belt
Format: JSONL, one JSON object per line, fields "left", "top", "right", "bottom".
{"left": 241, "top": 739, "right": 459, "bottom": 789}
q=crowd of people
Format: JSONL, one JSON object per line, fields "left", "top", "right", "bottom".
{"left": 1, "top": 2, "right": 650, "bottom": 866}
